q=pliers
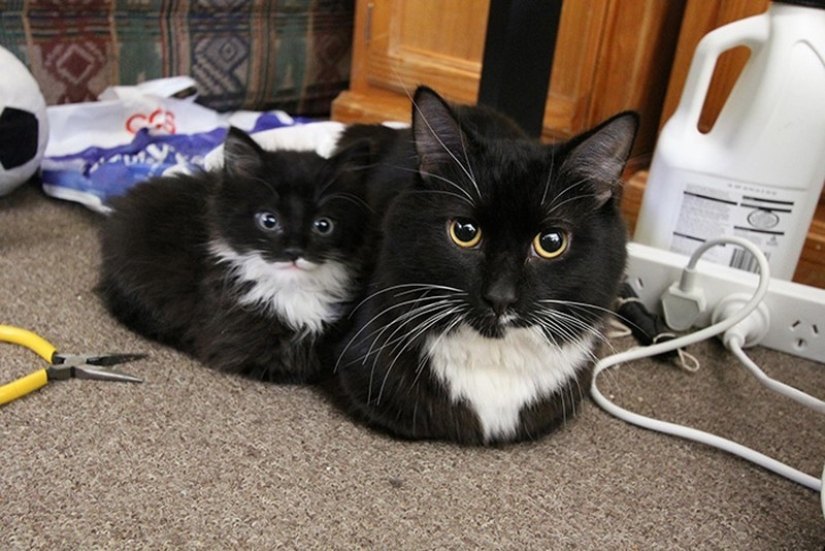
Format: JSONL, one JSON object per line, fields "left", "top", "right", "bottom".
{"left": 0, "top": 324, "right": 144, "bottom": 406}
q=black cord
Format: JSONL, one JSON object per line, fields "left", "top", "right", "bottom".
{"left": 616, "top": 282, "right": 680, "bottom": 360}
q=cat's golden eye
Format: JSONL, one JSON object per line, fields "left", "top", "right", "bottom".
{"left": 313, "top": 217, "right": 334, "bottom": 235}
{"left": 449, "top": 218, "right": 482, "bottom": 248}
{"left": 533, "top": 229, "right": 568, "bottom": 259}
{"left": 256, "top": 211, "right": 280, "bottom": 232}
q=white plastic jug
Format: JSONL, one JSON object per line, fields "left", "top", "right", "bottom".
{"left": 633, "top": 0, "right": 825, "bottom": 280}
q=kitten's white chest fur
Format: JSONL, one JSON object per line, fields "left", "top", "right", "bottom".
{"left": 209, "top": 241, "right": 353, "bottom": 335}
{"left": 425, "top": 324, "right": 595, "bottom": 442}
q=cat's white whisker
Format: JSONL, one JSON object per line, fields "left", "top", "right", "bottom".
{"left": 349, "top": 283, "right": 464, "bottom": 315}
{"left": 375, "top": 304, "right": 467, "bottom": 404}
{"left": 457, "top": 126, "right": 479, "bottom": 198}
{"left": 335, "top": 286, "right": 465, "bottom": 371}
{"left": 415, "top": 169, "right": 476, "bottom": 204}
{"left": 361, "top": 301, "right": 467, "bottom": 372}
{"left": 541, "top": 153, "right": 557, "bottom": 205}
{"left": 538, "top": 299, "right": 619, "bottom": 318}
{"left": 546, "top": 192, "right": 605, "bottom": 215}
{"left": 361, "top": 297, "right": 464, "bottom": 364}
{"left": 543, "top": 174, "right": 595, "bottom": 210}
{"left": 408, "top": 189, "right": 476, "bottom": 206}
{"left": 412, "top": 102, "right": 481, "bottom": 200}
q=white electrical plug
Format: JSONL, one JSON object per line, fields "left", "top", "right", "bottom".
{"left": 712, "top": 293, "right": 771, "bottom": 349}
{"left": 661, "top": 266, "right": 706, "bottom": 331}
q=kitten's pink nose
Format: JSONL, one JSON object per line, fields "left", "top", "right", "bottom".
{"left": 284, "top": 247, "right": 302, "bottom": 261}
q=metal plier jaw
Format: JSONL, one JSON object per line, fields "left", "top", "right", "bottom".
{"left": 48, "top": 353, "right": 146, "bottom": 383}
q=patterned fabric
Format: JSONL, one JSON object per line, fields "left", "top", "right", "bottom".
{"left": 0, "top": 0, "right": 354, "bottom": 115}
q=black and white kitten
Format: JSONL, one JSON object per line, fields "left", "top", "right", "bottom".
{"left": 98, "top": 127, "right": 371, "bottom": 383}
{"left": 334, "top": 87, "right": 639, "bottom": 444}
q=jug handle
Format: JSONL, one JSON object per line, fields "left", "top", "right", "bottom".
{"left": 675, "top": 14, "right": 769, "bottom": 133}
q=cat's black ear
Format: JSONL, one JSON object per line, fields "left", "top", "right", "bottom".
{"left": 222, "top": 126, "right": 265, "bottom": 180}
{"left": 559, "top": 111, "right": 639, "bottom": 206}
{"left": 412, "top": 86, "right": 467, "bottom": 175}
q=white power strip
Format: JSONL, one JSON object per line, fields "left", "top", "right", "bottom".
{"left": 625, "top": 241, "right": 825, "bottom": 364}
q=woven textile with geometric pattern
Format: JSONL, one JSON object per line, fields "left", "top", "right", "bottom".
{"left": 0, "top": 0, "right": 354, "bottom": 115}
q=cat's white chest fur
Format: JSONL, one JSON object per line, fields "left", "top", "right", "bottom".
{"left": 209, "top": 241, "right": 353, "bottom": 335}
{"left": 425, "top": 324, "right": 595, "bottom": 442}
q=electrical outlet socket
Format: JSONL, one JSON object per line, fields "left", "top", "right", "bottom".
{"left": 625, "top": 241, "right": 825, "bottom": 364}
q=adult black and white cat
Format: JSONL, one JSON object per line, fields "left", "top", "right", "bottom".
{"left": 334, "top": 87, "right": 639, "bottom": 444}
{"left": 97, "top": 127, "right": 371, "bottom": 383}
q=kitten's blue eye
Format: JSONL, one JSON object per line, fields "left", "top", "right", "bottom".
{"left": 313, "top": 217, "right": 334, "bottom": 235}
{"left": 255, "top": 211, "right": 280, "bottom": 232}
{"left": 449, "top": 218, "right": 482, "bottom": 248}
{"left": 533, "top": 229, "right": 568, "bottom": 259}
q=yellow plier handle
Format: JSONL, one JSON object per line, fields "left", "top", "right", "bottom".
{"left": 0, "top": 369, "right": 49, "bottom": 405}
{"left": 0, "top": 325, "right": 58, "bottom": 406}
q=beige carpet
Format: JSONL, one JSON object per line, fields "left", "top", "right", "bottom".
{"left": 2, "top": 182, "right": 823, "bottom": 550}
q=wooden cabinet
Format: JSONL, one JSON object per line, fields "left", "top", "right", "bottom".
{"left": 332, "top": 0, "right": 824, "bottom": 288}
{"left": 332, "top": 0, "right": 685, "bottom": 170}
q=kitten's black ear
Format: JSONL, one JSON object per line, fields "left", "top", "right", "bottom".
{"left": 412, "top": 86, "right": 467, "bottom": 175}
{"left": 222, "top": 126, "right": 265, "bottom": 180}
{"left": 559, "top": 111, "right": 639, "bottom": 206}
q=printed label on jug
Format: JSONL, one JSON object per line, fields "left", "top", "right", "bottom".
{"left": 668, "top": 176, "right": 806, "bottom": 273}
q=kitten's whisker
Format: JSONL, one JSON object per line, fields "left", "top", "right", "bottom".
{"left": 320, "top": 192, "right": 372, "bottom": 214}
{"left": 248, "top": 175, "right": 280, "bottom": 197}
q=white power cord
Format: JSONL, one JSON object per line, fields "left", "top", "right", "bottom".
{"left": 715, "top": 294, "right": 825, "bottom": 415}
{"left": 592, "top": 236, "right": 823, "bottom": 492}
{"left": 726, "top": 339, "right": 825, "bottom": 415}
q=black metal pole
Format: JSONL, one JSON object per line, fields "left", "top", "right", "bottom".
{"left": 477, "top": 0, "right": 563, "bottom": 138}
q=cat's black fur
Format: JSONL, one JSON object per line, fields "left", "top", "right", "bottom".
{"left": 333, "top": 87, "right": 639, "bottom": 445}
{"left": 97, "top": 127, "right": 371, "bottom": 383}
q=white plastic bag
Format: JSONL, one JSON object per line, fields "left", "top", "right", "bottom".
{"left": 40, "top": 77, "right": 314, "bottom": 213}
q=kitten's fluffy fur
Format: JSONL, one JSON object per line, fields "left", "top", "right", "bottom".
{"left": 98, "top": 127, "right": 370, "bottom": 383}
{"left": 333, "top": 87, "right": 639, "bottom": 444}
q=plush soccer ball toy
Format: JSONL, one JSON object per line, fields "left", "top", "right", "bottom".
{"left": 0, "top": 46, "right": 49, "bottom": 196}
